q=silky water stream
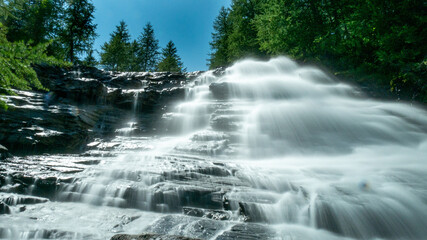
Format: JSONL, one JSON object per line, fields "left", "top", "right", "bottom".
{"left": 1, "top": 57, "right": 426, "bottom": 240}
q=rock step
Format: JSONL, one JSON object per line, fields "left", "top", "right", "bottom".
{"left": 183, "top": 207, "right": 231, "bottom": 221}
{"left": 111, "top": 233, "right": 200, "bottom": 240}
{"left": 144, "top": 215, "right": 277, "bottom": 240}
{"left": 0, "top": 228, "right": 93, "bottom": 239}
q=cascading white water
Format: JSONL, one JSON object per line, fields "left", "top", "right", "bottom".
{"left": 1, "top": 57, "right": 426, "bottom": 240}
{"left": 170, "top": 57, "right": 427, "bottom": 157}
{"left": 162, "top": 56, "right": 427, "bottom": 239}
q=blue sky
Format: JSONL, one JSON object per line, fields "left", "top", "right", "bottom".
{"left": 92, "top": 0, "right": 231, "bottom": 71}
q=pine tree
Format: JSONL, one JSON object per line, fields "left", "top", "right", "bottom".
{"left": 128, "top": 40, "right": 141, "bottom": 71}
{"left": 227, "top": 0, "right": 264, "bottom": 61}
{"left": 157, "top": 41, "right": 185, "bottom": 73}
{"left": 136, "top": 22, "right": 159, "bottom": 72}
{"left": 82, "top": 48, "right": 97, "bottom": 67}
{"left": 61, "top": 0, "right": 97, "bottom": 63}
{"left": 208, "top": 6, "right": 231, "bottom": 69}
{"left": 100, "top": 20, "right": 131, "bottom": 71}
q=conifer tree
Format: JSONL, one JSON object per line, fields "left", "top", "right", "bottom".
{"left": 82, "top": 48, "right": 97, "bottom": 67}
{"left": 61, "top": 0, "right": 97, "bottom": 63}
{"left": 100, "top": 21, "right": 131, "bottom": 71}
{"left": 136, "top": 22, "right": 159, "bottom": 71}
{"left": 157, "top": 41, "right": 185, "bottom": 73}
{"left": 208, "top": 6, "right": 231, "bottom": 69}
{"left": 128, "top": 40, "right": 141, "bottom": 71}
{"left": 226, "top": 0, "right": 263, "bottom": 60}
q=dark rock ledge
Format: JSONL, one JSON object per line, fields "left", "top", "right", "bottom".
{"left": 0, "top": 65, "right": 204, "bottom": 156}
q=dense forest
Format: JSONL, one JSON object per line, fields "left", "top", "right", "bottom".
{"left": 208, "top": 0, "right": 426, "bottom": 102}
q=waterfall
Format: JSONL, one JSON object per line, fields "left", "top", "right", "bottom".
{"left": 1, "top": 57, "right": 426, "bottom": 240}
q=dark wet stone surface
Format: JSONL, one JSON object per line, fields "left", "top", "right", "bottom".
{"left": 111, "top": 233, "right": 201, "bottom": 240}
{"left": 1, "top": 65, "right": 204, "bottom": 156}
{"left": 215, "top": 223, "right": 276, "bottom": 240}
{"left": 0, "top": 202, "right": 11, "bottom": 214}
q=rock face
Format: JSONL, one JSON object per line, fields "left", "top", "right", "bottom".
{"left": 0, "top": 65, "right": 203, "bottom": 155}
{"left": 111, "top": 233, "right": 201, "bottom": 240}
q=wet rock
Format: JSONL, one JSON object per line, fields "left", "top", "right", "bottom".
{"left": 212, "top": 67, "right": 226, "bottom": 77}
{"left": 183, "top": 207, "right": 231, "bottom": 220}
{"left": 210, "top": 115, "right": 242, "bottom": 132}
{"left": 0, "top": 91, "right": 91, "bottom": 154}
{"left": 2, "top": 195, "right": 49, "bottom": 205}
{"left": 1, "top": 65, "right": 203, "bottom": 156}
{"left": 0, "top": 202, "right": 11, "bottom": 214}
{"left": 111, "top": 233, "right": 200, "bottom": 240}
{"left": 145, "top": 215, "right": 227, "bottom": 239}
{"left": 0, "top": 227, "right": 94, "bottom": 239}
{"left": 209, "top": 82, "right": 230, "bottom": 99}
{"left": 216, "top": 223, "right": 277, "bottom": 240}
{"left": 0, "top": 144, "right": 12, "bottom": 160}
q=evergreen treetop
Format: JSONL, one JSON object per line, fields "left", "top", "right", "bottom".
{"left": 100, "top": 20, "right": 131, "bottom": 71}
{"left": 208, "top": 6, "right": 230, "bottom": 69}
{"left": 157, "top": 40, "right": 185, "bottom": 73}
{"left": 137, "top": 22, "right": 159, "bottom": 72}
{"left": 61, "top": 0, "right": 97, "bottom": 63}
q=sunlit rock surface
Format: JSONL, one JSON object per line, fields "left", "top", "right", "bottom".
{"left": 0, "top": 65, "right": 202, "bottom": 155}
{"left": 1, "top": 58, "right": 427, "bottom": 240}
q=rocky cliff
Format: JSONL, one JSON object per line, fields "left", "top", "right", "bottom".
{"left": 0, "top": 65, "right": 203, "bottom": 156}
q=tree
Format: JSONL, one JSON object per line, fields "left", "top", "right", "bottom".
{"left": 82, "top": 48, "right": 97, "bottom": 67}
{"left": 227, "top": 0, "right": 264, "bottom": 61}
{"left": 136, "top": 22, "right": 159, "bottom": 71}
{"left": 61, "top": 0, "right": 97, "bottom": 63}
{"left": 0, "top": 22, "right": 67, "bottom": 110}
{"left": 100, "top": 20, "right": 131, "bottom": 71}
{"left": 157, "top": 41, "right": 185, "bottom": 72}
{"left": 3, "top": 0, "right": 64, "bottom": 45}
{"left": 128, "top": 40, "right": 141, "bottom": 71}
{"left": 208, "top": 6, "right": 231, "bottom": 69}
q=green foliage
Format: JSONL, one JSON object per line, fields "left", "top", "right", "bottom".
{"left": 100, "top": 21, "right": 131, "bottom": 71}
{"left": 128, "top": 40, "right": 141, "bottom": 71}
{"left": 208, "top": 6, "right": 231, "bottom": 69}
{"left": 209, "top": 0, "right": 427, "bottom": 102}
{"left": 136, "top": 22, "right": 159, "bottom": 72}
{"left": 157, "top": 41, "right": 185, "bottom": 73}
{"left": 0, "top": 22, "right": 69, "bottom": 109}
{"left": 3, "top": 0, "right": 64, "bottom": 43}
{"left": 227, "top": 0, "right": 264, "bottom": 61}
{"left": 82, "top": 48, "right": 97, "bottom": 67}
{"left": 2, "top": 0, "right": 66, "bottom": 59}
{"left": 2, "top": 0, "right": 97, "bottom": 63}
{"left": 60, "top": 0, "right": 97, "bottom": 63}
